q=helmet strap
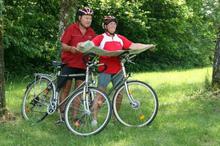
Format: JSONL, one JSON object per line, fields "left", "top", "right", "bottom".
{"left": 106, "top": 31, "right": 115, "bottom": 36}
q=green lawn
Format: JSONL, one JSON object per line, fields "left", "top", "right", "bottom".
{"left": 1, "top": 67, "right": 220, "bottom": 146}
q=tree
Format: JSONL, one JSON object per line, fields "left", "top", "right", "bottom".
{"left": 212, "top": 28, "right": 220, "bottom": 89}
{"left": 0, "top": 0, "right": 6, "bottom": 117}
{"left": 56, "top": 0, "right": 79, "bottom": 58}
{"left": 59, "top": 0, "right": 79, "bottom": 35}
{"left": 0, "top": 0, "right": 15, "bottom": 121}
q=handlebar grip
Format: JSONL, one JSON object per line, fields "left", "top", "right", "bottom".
{"left": 97, "top": 63, "right": 107, "bottom": 73}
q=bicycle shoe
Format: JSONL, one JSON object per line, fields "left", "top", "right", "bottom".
{"left": 73, "top": 119, "right": 82, "bottom": 127}
{"left": 91, "top": 119, "right": 98, "bottom": 127}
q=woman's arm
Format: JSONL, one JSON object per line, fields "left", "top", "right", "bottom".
{"left": 129, "top": 43, "right": 155, "bottom": 50}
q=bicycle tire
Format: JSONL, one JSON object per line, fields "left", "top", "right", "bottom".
{"left": 21, "top": 76, "right": 55, "bottom": 122}
{"left": 64, "top": 87, "right": 111, "bottom": 136}
{"left": 112, "top": 80, "right": 158, "bottom": 127}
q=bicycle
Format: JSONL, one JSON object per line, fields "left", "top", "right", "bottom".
{"left": 77, "top": 45, "right": 158, "bottom": 127}
{"left": 21, "top": 54, "right": 112, "bottom": 136}
{"left": 97, "top": 51, "right": 159, "bottom": 127}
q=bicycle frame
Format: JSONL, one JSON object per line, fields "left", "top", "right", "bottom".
{"left": 32, "top": 59, "right": 98, "bottom": 121}
{"left": 107, "top": 53, "right": 137, "bottom": 105}
{"left": 57, "top": 61, "right": 95, "bottom": 115}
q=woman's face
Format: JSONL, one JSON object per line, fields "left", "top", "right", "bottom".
{"left": 106, "top": 21, "right": 117, "bottom": 34}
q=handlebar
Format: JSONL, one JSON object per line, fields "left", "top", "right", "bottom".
{"left": 82, "top": 53, "right": 107, "bottom": 73}
{"left": 119, "top": 51, "right": 137, "bottom": 64}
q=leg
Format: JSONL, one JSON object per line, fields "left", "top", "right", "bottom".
{"left": 112, "top": 71, "right": 124, "bottom": 112}
{"left": 56, "top": 65, "right": 75, "bottom": 120}
{"left": 115, "top": 91, "right": 123, "bottom": 111}
{"left": 59, "top": 79, "right": 72, "bottom": 118}
{"left": 64, "top": 87, "right": 111, "bottom": 136}
{"left": 92, "top": 86, "right": 106, "bottom": 121}
{"left": 92, "top": 73, "right": 111, "bottom": 121}
{"left": 72, "top": 79, "right": 84, "bottom": 119}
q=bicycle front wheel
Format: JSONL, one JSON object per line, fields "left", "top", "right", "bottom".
{"left": 65, "top": 87, "right": 111, "bottom": 136}
{"left": 113, "top": 80, "right": 158, "bottom": 127}
{"left": 21, "top": 76, "right": 55, "bottom": 122}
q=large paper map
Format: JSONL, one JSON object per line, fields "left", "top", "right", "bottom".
{"left": 78, "top": 41, "right": 149, "bottom": 56}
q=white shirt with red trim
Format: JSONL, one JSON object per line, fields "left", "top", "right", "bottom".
{"left": 92, "top": 33, "right": 132, "bottom": 74}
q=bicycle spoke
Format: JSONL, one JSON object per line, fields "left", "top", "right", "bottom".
{"left": 22, "top": 77, "right": 55, "bottom": 123}
{"left": 113, "top": 80, "right": 158, "bottom": 127}
{"left": 65, "top": 87, "right": 111, "bottom": 136}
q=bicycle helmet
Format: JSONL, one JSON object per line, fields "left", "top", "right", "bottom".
{"left": 78, "top": 7, "right": 94, "bottom": 16}
{"left": 103, "top": 16, "right": 117, "bottom": 25}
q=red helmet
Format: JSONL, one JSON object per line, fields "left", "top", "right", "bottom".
{"left": 78, "top": 7, "right": 94, "bottom": 16}
{"left": 103, "top": 16, "right": 117, "bottom": 25}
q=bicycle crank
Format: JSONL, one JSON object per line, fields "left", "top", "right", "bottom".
{"left": 47, "top": 99, "right": 57, "bottom": 115}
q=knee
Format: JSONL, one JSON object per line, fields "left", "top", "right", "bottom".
{"left": 98, "top": 87, "right": 106, "bottom": 92}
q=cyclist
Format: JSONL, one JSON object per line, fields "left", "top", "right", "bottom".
{"left": 57, "top": 7, "right": 96, "bottom": 123}
{"left": 80, "top": 16, "right": 155, "bottom": 126}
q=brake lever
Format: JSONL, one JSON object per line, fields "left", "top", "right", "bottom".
{"left": 127, "top": 60, "right": 135, "bottom": 64}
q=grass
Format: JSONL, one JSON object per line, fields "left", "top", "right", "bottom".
{"left": 1, "top": 67, "right": 220, "bottom": 146}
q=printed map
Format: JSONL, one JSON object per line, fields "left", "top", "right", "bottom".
{"left": 78, "top": 40, "right": 149, "bottom": 56}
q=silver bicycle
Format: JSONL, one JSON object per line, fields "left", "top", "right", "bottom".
{"left": 21, "top": 54, "right": 112, "bottom": 136}
{"left": 109, "top": 52, "right": 158, "bottom": 127}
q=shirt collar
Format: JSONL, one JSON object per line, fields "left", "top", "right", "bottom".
{"left": 105, "top": 32, "right": 115, "bottom": 37}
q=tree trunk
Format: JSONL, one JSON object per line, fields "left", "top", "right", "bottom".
{"left": 56, "top": 0, "right": 79, "bottom": 58}
{"left": 59, "top": 0, "right": 79, "bottom": 35}
{"left": 212, "top": 28, "right": 220, "bottom": 89}
{"left": 0, "top": 0, "right": 6, "bottom": 116}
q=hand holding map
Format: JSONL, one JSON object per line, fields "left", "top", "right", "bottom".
{"left": 77, "top": 40, "right": 153, "bottom": 56}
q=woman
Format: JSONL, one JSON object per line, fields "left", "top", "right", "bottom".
{"left": 79, "top": 16, "right": 155, "bottom": 126}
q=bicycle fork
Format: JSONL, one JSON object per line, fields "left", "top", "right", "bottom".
{"left": 121, "top": 62, "right": 140, "bottom": 109}
{"left": 81, "top": 66, "right": 93, "bottom": 115}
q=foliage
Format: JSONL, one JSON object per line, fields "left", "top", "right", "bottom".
{"left": 84, "top": 0, "right": 218, "bottom": 71}
{"left": 3, "top": 0, "right": 60, "bottom": 75}
{"left": 3, "top": 0, "right": 220, "bottom": 74}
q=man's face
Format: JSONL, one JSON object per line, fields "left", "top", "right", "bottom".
{"left": 105, "top": 21, "right": 117, "bottom": 34}
{"left": 79, "top": 15, "right": 92, "bottom": 28}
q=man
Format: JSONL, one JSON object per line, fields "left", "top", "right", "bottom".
{"left": 57, "top": 7, "right": 95, "bottom": 123}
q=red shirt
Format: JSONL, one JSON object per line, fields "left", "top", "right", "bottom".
{"left": 61, "top": 22, "right": 96, "bottom": 69}
{"left": 92, "top": 33, "right": 132, "bottom": 74}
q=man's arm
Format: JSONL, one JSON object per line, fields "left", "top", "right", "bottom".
{"left": 61, "top": 43, "right": 78, "bottom": 53}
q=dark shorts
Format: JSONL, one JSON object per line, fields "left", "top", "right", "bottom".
{"left": 56, "top": 65, "right": 85, "bottom": 91}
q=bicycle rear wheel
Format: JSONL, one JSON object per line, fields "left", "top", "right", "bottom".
{"left": 65, "top": 87, "right": 111, "bottom": 136}
{"left": 113, "top": 80, "right": 158, "bottom": 127}
{"left": 21, "top": 76, "right": 55, "bottom": 122}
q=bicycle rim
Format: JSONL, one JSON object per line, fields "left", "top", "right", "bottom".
{"left": 65, "top": 87, "right": 111, "bottom": 136}
{"left": 113, "top": 80, "right": 158, "bottom": 127}
{"left": 21, "top": 77, "right": 54, "bottom": 122}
